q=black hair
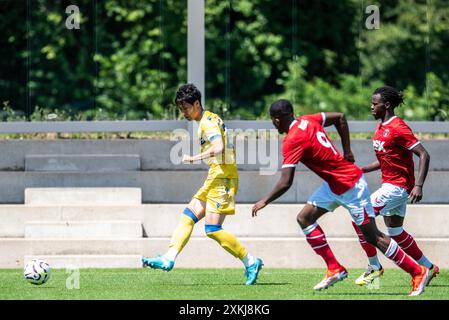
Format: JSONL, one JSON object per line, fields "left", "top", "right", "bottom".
{"left": 175, "top": 83, "right": 202, "bottom": 107}
{"left": 373, "top": 86, "right": 405, "bottom": 108}
{"left": 270, "top": 99, "right": 294, "bottom": 117}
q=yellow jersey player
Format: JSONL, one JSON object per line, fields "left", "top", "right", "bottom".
{"left": 142, "top": 83, "right": 263, "bottom": 285}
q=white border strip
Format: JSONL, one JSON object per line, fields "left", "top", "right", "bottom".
{"left": 321, "top": 112, "right": 326, "bottom": 127}
{"left": 408, "top": 141, "right": 421, "bottom": 150}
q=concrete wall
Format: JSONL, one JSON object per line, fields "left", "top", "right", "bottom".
{"left": 0, "top": 139, "right": 448, "bottom": 203}
{"left": 1, "top": 139, "right": 448, "bottom": 171}
{"left": 0, "top": 171, "right": 448, "bottom": 204}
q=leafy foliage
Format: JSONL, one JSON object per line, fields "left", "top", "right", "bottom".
{"left": 0, "top": 0, "right": 447, "bottom": 121}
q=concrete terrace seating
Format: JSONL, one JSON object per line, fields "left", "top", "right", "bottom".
{"left": 0, "top": 188, "right": 144, "bottom": 268}
{"left": 0, "top": 139, "right": 447, "bottom": 268}
{"left": 0, "top": 196, "right": 448, "bottom": 268}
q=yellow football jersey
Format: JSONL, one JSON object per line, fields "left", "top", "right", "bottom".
{"left": 198, "top": 111, "right": 238, "bottom": 179}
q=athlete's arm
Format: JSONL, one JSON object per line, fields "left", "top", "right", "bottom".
{"left": 182, "top": 137, "right": 224, "bottom": 163}
{"left": 252, "top": 167, "right": 295, "bottom": 217}
{"left": 409, "top": 143, "right": 430, "bottom": 204}
{"left": 323, "top": 112, "right": 354, "bottom": 163}
{"left": 361, "top": 161, "right": 381, "bottom": 173}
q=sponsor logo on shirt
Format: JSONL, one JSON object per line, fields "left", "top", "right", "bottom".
{"left": 373, "top": 140, "right": 386, "bottom": 152}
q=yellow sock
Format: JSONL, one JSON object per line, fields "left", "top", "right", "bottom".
{"left": 168, "top": 210, "right": 197, "bottom": 252}
{"left": 206, "top": 225, "right": 247, "bottom": 259}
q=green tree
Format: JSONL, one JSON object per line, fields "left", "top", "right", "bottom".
{"left": 26, "top": 0, "right": 98, "bottom": 117}
{"left": 359, "top": 0, "right": 449, "bottom": 91}
{"left": 0, "top": 1, "right": 27, "bottom": 117}
{"left": 1, "top": 0, "right": 448, "bottom": 121}
{"left": 95, "top": 0, "right": 187, "bottom": 120}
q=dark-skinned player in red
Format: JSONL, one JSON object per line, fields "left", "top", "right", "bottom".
{"left": 352, "top": 86, "right": 439, "bottom": 287}
{"left": 251, "top": 99, "right": 431, "bottom": 296}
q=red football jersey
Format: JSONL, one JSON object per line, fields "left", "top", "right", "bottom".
{"left": 373, "top": 116, "right": 419, "bottom": 193}
{"left": 282, "top": 112, "right": 363, "bottom": 195}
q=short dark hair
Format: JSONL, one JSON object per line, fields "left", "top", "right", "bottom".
{"left": 373, "top": 86, "right": 404, "bottom": 108}
{"left": 175, "top": 83, "right": 202, "bottom": 107}
{"left": 270, "top": 99, "right": 294, "bottom": 117}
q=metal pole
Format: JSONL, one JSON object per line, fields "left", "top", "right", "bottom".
{"left": 187, "top": 0, "right": 205, "bottom": 152}
{"left": 187, "top": 0, "right": 205, "bottom": 107}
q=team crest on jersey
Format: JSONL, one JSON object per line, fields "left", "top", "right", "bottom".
{"left": 383, "top": 129, "right": 390, "bottom": 137}
{"left": 200, "top": 137, "right": 206, "bottom": 145}
{"left": 373, "top": 140, "right": 386, "bottom": 152}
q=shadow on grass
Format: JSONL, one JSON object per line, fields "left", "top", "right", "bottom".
{"left": 254, "top": 283, "right": 291, "bottom": 286}
{"left": 166, "top": 282, "right": 290, "bottom": 287}
{"left": 318, "top": 292, "right": 406, "bottom": 296}
{"left": 427, "top": 284, "right": 449, "bottom": 288}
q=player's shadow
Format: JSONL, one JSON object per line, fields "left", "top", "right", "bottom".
{"left": 427, "top": 284, "right": 449, "bottom": 288}
{"left": 324, "top": 292, "right": 406, "bottom": 296}
{"left": 253, "top": 282, "right": 290, "bottom": 286}
{"left": 174, "top": 282, "right": 289, "bottom": 286}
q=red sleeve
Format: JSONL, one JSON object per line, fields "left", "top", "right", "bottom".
{"left": 395, "top": 121, "right": 420, "bottom": 150}
{"left": 303, "top": 112, "right": 325, "bottom": 127}
{"left": 282, "top": 138, "right": 304, "bottom": 168}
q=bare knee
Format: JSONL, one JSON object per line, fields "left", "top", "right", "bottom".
{"left": 188, "top": 198, "right": 206, "bottom": 220}
{"left": 296, "top": 205, "right": 325, "bottom": 228}
{"left": 362, "top": 231, "right": 378, "bottom": 245}
{"left": 296, "top": 211, "right": 314, "bottom": 228}
{"left": 360, "top": 227, "right": 385, "bottom": 246}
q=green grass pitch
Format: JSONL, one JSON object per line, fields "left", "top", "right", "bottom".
{"left": 0, "top": 268, "right": 447, "bottom": 300}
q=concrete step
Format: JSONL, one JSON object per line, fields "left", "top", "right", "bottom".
{"left": 24, "top": 188, "right": 142, "bottom": 205}
{"left": 0, "top": 205, "right": 146, "bottom": 237}
{"left": 23, "top": 255, "right": 142, "bottom": 268}
{"left": 1, "top": 238, "right": 448, "bottom": 268}
{"left": 141, "top": 204, "right": 449, "bottom": 239}
{"left": 1, "top": 204, "right": 448, "bottom": 238}
{"left": 1, "top": 171, "right": 449, "bottom": 204}
{"left": 25, "top": 154, "right": 141, "bottom": 172}
{"left": 24, "top": 221, "right": 143, "bottom": 239}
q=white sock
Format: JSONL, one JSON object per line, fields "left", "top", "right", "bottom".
{"left": 242, "top": 253, "right": 256, "bottom": 267}
{"left": 164, "top": 248, "right": 179, "bottom": 262}
{"left": 368, "top": 256, "right": 382, "bottom": 270}
{"left": 384, "top": 239, "right": 398, "bottom": 258}
{"left": 417, "top": 255, "right": 433, "bottom": 269}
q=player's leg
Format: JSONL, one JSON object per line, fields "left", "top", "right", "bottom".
{"left": 358, "top": 220, "right": 430, "bottom": 296}
{"left": 299, "top": 183, "right": 347, "bottom": 290}
{"left": 166, "top": 198, "right": 206, "bottom": 259}
{"left": 297, "top": 204, "right": 345, "bottom": 273}
{"left": 205, "top": 212, "right": 246, "bottom": 259}
{"left": 352, "top": 220, "right": 384, "bottom": 286}
{"left": 204, "top": 179, "right": 263, "bottom": 285}
{"left": 142, "top": 195, "right": 206, "bottom": 271}
{"left": 348, "top": 178, "right": 430, "bottom": 295}
{"left": 204, "top": 212, "right": 262, "bottom": 285}
{"left": 353, "top": 187, "right": 384, "bottom": 285}
{"left": 375, "top": 185, "right": 423, "bottom": 262}
{"left": 383, "top": 213, "right": 439, "bottom": 285}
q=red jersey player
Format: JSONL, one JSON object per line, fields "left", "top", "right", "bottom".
{"left": 353, "top": 86, "right": 439, "bottom": 286}
{"left": 252, "top": 99, "right": 431, "bottom": 296}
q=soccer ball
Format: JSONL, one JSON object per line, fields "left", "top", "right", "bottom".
{"left": 24, "top": 259, "right": 51, "bottom": 285}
